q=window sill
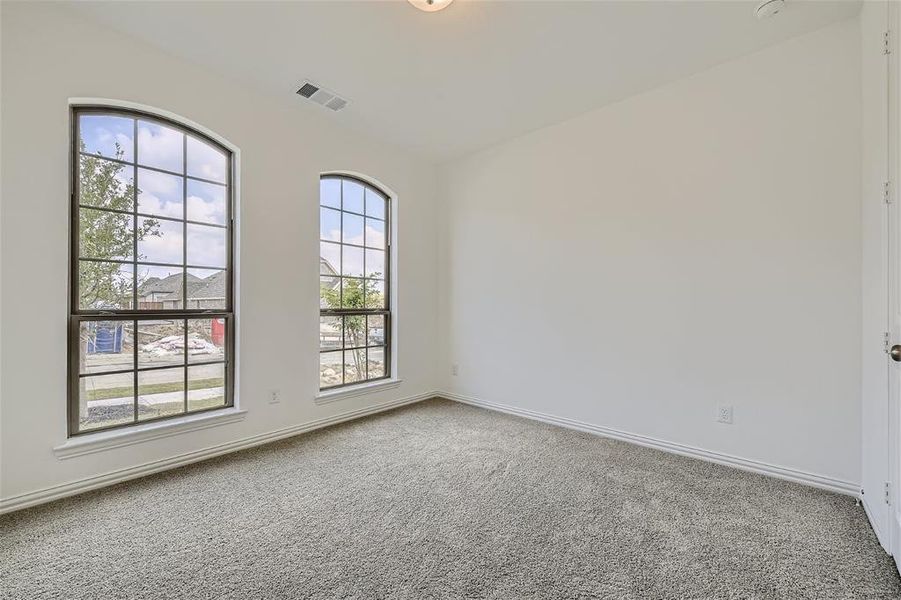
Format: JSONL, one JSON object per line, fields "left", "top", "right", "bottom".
{"left": 53, "top": 408, "right": 247, "bottom": 460}
{"left": 314, "top": 378, "right": 403, "bottom": 405}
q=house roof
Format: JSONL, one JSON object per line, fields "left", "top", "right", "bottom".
{"left": 138, "top": 273, "right": 199, "bottom": 296}
{"left": 138, "top": 271, "right": 226, "bottom": 301}
{"left": 188, "top": 270, "right": 227, "bottom": 300}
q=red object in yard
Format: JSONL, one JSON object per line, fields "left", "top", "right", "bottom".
{"left": 211, "top": 318, "right": 226, "bottom": 347}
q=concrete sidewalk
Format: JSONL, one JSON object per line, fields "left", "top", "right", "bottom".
{"left": 90, "top": 386, "right": 224, "bottom": 408}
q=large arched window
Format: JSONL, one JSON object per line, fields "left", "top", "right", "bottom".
{"left": 319, "top": 175, "right": 391, "bottom": 389}
{"left": 69, "top": 106, "right": 234, "bottom": 435}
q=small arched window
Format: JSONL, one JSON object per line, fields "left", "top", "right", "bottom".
{"left": 69, "top": 106, "right": 234, "bottom": 435}
{"left": 319, "top": 175, "right": 391, "bottom": 389}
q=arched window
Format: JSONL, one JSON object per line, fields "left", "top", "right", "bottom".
{"left": 319, "top": 175, "right": 391, "bottom": 389}
{"left": 69, "top": 106, "right": 234, "bottom": 435}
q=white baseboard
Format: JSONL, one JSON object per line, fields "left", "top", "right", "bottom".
{"left": 0, "top": 392, "right": 435, "bottom": 515}
{"left": 440, "top": 391, "right": 861, "bottom": 497}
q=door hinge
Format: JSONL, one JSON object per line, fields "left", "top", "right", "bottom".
{"left": 884, "top": 30, "right": 892, "bottom": 55}
{"left": 884, "top": 181, "right": 893, "bottom": 205}
{"left": 885, "top": 481, "right": 892, "bottom": 505}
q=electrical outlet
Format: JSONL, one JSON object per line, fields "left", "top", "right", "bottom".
{"left": 716, "top": 405, "right": 733, "bottom": 424}
{"left": 452, "top": 364, "right": 459, "bottom": 376}
{"left": 269, "top": 390, "right": 281, "bottom": 404}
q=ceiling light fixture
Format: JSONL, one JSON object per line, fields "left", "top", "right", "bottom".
{"left": 755, "top": 0, "right": 785, "bottom": 20}
{"left": 408, "top": 0, "right": 454, "bottom": 13}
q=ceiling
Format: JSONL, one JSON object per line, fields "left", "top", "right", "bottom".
{"left": 70, "top": 1, "right": 861, "bottom": 163}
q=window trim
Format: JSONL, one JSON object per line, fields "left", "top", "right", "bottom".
{"left": 68, "top": 102, "right": 237, "bottom": 437}
{"left": 319, "top": 173, "right": 393, "bottom": 392}
{"left": 53, "top": 407, "right": 247, "bottom": 460}
{"left": 314, "top": 377, "right": 403, "bottom": 405}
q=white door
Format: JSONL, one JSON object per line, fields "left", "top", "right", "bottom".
{"left": 890, "top": 227, "right": 901, "bottom": 563}
{"left": 888, "top": 0, "right": 901, "bottom": 562}
{"left": 861, "top": 0, "right": 893, "bottom": 554}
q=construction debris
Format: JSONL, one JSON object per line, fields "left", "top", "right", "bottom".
{"left": 140, "top": 334, "right": 220, "bottom": 357}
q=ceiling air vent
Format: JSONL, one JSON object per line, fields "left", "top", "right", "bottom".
{"left": 296, "top": 80, "right": 349, "bottom": 112}
{"left": 325, "top": 96, "right": 347, "bottom": 111}
{"left": 297, "top": 82, "right": 319, "bottom": 98}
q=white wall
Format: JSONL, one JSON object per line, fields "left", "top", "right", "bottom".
{"left": 0, "top": 3, "right": 439, "bottom": 504}
{"left": 438, "top": 19, "right": 863, "bottom": 486}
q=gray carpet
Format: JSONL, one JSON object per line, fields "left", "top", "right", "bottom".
{"left": 1, "top": 398, "right": 899, "bottom": 599}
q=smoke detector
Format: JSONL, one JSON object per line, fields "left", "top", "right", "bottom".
{"left": 296, "top": 81, "right": 349, "bottom": 112}
{"left": 755, "top": 0, "right": 785, "bottom": 19}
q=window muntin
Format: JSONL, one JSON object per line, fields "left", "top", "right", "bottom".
{"left": 70, "top": 107, "right": 234, "bottom": 436}
{"left": 319, "top": 175, "right": 391, "bottom": 390}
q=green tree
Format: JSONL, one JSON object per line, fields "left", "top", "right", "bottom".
{"left": 78, "top": 142, "right": 160, "bottom": 426}
{"left": 78, "top": 143, "right": 159, "bottom": 309}
{"left": 320, "top": 275, "right": 383, "bottom": 378}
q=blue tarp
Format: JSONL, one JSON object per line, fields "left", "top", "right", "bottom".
{"left": 87, "top": 322, "right": 124, "bottom": 354}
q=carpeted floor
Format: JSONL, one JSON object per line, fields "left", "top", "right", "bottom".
{"left": 1, "top": 398, "right": 899, "bottom": 599}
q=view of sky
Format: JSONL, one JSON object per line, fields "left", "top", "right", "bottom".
{"left": 319, "top": 220, "right": 386, "bottom": 278}
{"left": 319, "top": 178, "right": 387, "bottom": 279}
{"left": 80, "top": 115, "right": 228, "bottom": 269}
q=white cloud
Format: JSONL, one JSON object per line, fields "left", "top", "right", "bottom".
{"left": 187, "top": 180, "right": 226, "bottom": 225}
{"left": 187, "top": 224, "right": 226, "bottom": 268}
{"left": 187, "top": 194, "right": 226, "bottom": 225}
{"left": 324, "top": 227, "right": 342, "bottom": 243}
{"left": 323, "top": 224, "right": 383, "bottom": 248}
{"left": 138, "top": 218, "right": 183, "bottom": 264}
{"left": 80, "top": 115, "right": 135, "bottom": 161}
{"left": 364, "top": 224, "right": 384, "bottom": 248}
{"left": 137, "top": 169, "right": 182, "bottom": 218}
{"left": 187, "top": 135, "right": 226, "bottom": 183}
{"left": 343, "top": 246, "right": 364, "bottom": 276}
{"left": 138, "top": 122, "right": 183, "bottom": 173}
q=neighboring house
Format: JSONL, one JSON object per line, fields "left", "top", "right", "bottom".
{"left": 320, "top": 256, "right": 342, "bottom": 347}
{"left": 316, "top": 256, "right": 383, "bottom": 347}
{"left": 319, "top": 256, "right": 340, "bottom": 302}
{"left": 320, "top": 257, "right": 338, "bottom": 278}
{"left": 137, "top": 271, "right": 226, "bottom": 309}
{"left": 137, "top": 273, "right": 193, "bottom": 309}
